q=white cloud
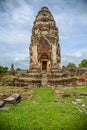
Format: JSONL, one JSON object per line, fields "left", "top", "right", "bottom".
{"left": 14, "top": 57, "right": 20, "bottom": 62}
{"left": 73, "top": 52, "right": 82, "bottom": 58}
{"left": 11, "top": 2, "right": 34, "bottom": 26}
{"left": 62, "top": 57, "right": 67, "bottom": 60}
{"left": 68, "top": 52, "right": 82, "bottom": 58}
{"left": 61, "top": 50, "right": 87, "bottom": 67}
{"left": 0, "top": 0, "right": 87, "bottom": 68}
{"left": 0, "top": 0, "right": 34, "bottom": 45}
{"left": 0, "top": 27, "right": 30, "bottom": 45}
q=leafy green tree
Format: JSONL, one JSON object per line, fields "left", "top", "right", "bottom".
{"left": 0, "top": 65, "right": 9, "bottom": 73}
{"left": 16, "top": 68, "right": 21, "bottom": 71}
{"left": 79, "top": 59, "right": 87, "bottom": 67}
{"left": 67, "top": 62, "right": 76, "bottom": 68}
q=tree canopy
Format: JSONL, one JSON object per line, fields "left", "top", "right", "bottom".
{"left": 0, "top": 65, "right": 9, "bottom": 73}
{"left": 16, "top": 68, "right": 22, "bottom": 71}
{"left": 67, "top": 62, "right": 77, "bottom": 68}
{"left": 79, "top": 59, "right": 87, "bottom": 67}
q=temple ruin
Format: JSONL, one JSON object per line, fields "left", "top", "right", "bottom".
{"left": 29, "top": 7, "right": 61, "bottom": 73}
{"left": 0, "top": 7, "right": 87, "bottom": 87}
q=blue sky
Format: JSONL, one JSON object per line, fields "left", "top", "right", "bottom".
{"left": 0, "top": 0, "right": 87, "bottom": 69}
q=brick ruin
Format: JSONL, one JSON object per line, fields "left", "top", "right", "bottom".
{"left": 29, "top": 7, "right": 61, "bottom": 73}
{"left": 27, "top": 7, "right": 87, "bottom": 87}
{"left": 0, "top": 7, "right": 87, "bottom": 87}
{"left": 16, "top": 7, "right": 86, "bottom": 87}
{"left": 27, "top": 6, "right": 62, "bottom": 86}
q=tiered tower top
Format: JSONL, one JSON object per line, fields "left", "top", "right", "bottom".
{"left": 31, "top": 6, "right": 59, "bottom": 44}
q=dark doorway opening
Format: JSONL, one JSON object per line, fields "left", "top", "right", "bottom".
{"left": 42, "top": 61, "right": 47, "bottom": 71}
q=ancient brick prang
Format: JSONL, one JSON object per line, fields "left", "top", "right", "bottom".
{"left": 29, "top": 7, "right": 61, "bottom": 73}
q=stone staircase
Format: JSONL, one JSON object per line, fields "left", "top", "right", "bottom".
{"left": 41, "top": 73, "right": 48, "bottom": 87}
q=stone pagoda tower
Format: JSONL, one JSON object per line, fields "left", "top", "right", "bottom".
{"left": 29, "top": 7, "right": 61, "bottom": 73}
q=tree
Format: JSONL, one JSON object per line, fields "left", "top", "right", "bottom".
{"left": 16, "top": 68, "right": 22, "bottom": 71}
{"left": 79, "top": 59, "right": 87, "bottom": 67}
{"left": 0, "top": 65, "right": 9, "bottom": 73}
{"left": 67, "top": 62, "right": 76, "bottom": 68}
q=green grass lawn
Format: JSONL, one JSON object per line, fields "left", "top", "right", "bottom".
{"left": 0, "top": 87, "right": 87, "bottom": 130}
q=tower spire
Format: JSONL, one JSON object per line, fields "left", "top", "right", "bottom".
{"left": 29, "top": 7, "right": 61, "bottom": 73}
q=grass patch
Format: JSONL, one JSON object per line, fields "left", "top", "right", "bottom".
{"left": 0, "top": 86, "right": 34, "bottom": 100}
{"left": 2, "top": 75, "right": 18, "bottom": 81}
{"left": 0, "top": 87, "right": 87, "bottom": 130}
{"left": 56, "top": 85, "right": 87, "bottom": 93}
{"left": 54, "top": 86, "right": 87, "bottom": 104}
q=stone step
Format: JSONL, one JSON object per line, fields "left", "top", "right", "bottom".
{"left": 41, "top": 74, "right": 48, "bottom": 87}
